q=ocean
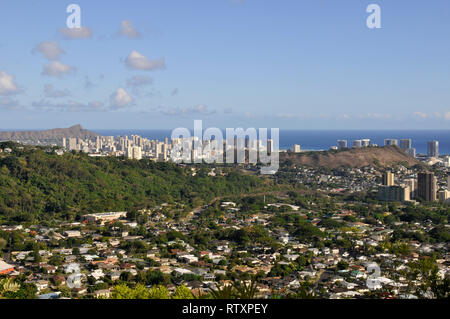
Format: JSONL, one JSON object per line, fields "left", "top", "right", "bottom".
{"left": 95, "top": 129, "right": 450, "bottom": 156}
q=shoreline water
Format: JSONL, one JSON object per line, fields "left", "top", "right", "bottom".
{"left": 94, "top": 129, "right": 450, "bottom": 156}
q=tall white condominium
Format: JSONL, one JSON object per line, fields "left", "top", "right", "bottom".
{"left": 337, "top": 140, "right": 347, "bottom": 150}
{"left": 293, "top": 144, "right": 301, "bottom": 153}
{"left": 361, "top": 139, "right": 370, "bottom": 147}
{"left": 133, "top": 146, "right": 142, "bottom": 160}
{"left": 400, "top": 139, "right": 412, "bottom": 151}
{"left": 127, "top": 146, "right": 142, "bottom": 160}
{"left": 68, "top": 138, "right": 77, "bottom": 151}
{"left": 407, "top": 148, "right": 416, "bottom": 158}
{"left": 96, "top": 136, "right": 102, "bottom": 152}
{"left": 384, "top": 139, "right": 398, "bottom": 146}
{"left": 427, "top": 140, "right": 439, "bottom": 157}
{"left": 444, "top": 156, "right": 450, "bottom": 167}
{"left": 352, "top": 140, "right": 362, "bottom": 148}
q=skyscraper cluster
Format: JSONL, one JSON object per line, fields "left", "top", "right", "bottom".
{"left": 378, "top": 171, "right": 445, "bottom": 202}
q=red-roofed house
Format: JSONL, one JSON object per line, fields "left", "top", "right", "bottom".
{"left": 0, "top": 260, "right": 15, "bottom": 275}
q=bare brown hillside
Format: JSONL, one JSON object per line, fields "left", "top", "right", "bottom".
{"left": 281, "top": 146, "right": 419, "bottom": 168}
{"left": 0, "top": 124, "right": 98, "bottom": 141}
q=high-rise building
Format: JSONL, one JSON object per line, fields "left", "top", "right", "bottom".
{"left": 352, "top": 140, "right": 362, "bottom": 148}
{"left": 68, "top": 138, "right": 77, "bottom": 151}
{"left": 404, "top": 178, "right": 417, "bottom": 199}
{"left": 418, "top": 172, "right": 437, "bottom": 202}
{"left": 292, "top": 144, "right": 301, "bottom": 153}
{"left": 400, "top": 139, "right": 412, "bottom": 151}
{"left": 337, "top": 140, "right": 347, "bottom": 150}
{"left": 162, "top": 143, "right": 168, "bottom": 161}
{"left": 96, "top": 136, "right": 102, "bottom": 152}
{"left": 133, "top": 146, "right": 142, "bottom": 160}
{"left": 382, "top": 172, "right": 394, "bottom": 186}
{"left": 427, "top": 140, "right": 439, "bottom": 157}
{"left": 361, "top": 139, "right": 370, "bottom": 147}
{"left": 384, "top": 139, "right": 398, "bottom": 146}
{"left": 267, "top": 139, "right": 273, "bottom": 155}
{"left": 407, "top": 148, "right": 416, "bottom": 158}
{"left": 443, "top": 156, "right": 450, "bottom": 167}
{"left": 127, "top": 146, "right": 142, "bottom": 160}
{"left": 438, "top": 190, "right": 449, "bottom": 202}
{"left": 378, "top": 185, "right": 410, "bottom": 202}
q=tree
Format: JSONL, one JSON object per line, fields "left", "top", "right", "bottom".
{"left": 0, "top": 278, "right": 20, "bottom": 298}
{"left": 172, "top": 285, "right": 194, "bottom": 299}
{"left": 337, "top": 261, "right": 348, "bottom": 270}
{"left": 120, "top": 271, "right": 133, "bottom": 282}
{"left": 32, "top": 249, "right": 41, "bottom": 263}
{"left": 0, "top": 238, "right": 6, "bottom": 251}
{"left": 406, "top": 256, "right": 449, "bottom": 299}
{"left": 112, "top": 283, "right": 150, "bottom": 299}
{"left": 210, "top": 278, "right": 259, "bottom": 299}
{"left": 148, "top": 285, "right": 170, "bottom": 299}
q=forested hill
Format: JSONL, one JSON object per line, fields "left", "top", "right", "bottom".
{"left": 0, "top": 142, "right": 264, "bottom": 223}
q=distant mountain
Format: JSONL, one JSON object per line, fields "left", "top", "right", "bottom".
{"left": 0, "top": 125, "right": 99, "bottom": 141}
{"left": 281, "top": 145, "right": 420, "bottom": 168}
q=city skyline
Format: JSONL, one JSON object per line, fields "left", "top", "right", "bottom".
{"left": 0, "top": 1, "right": 449, "bottom": 303}
{"left": 1, "top": 1, "right": 450, "bottom": 129}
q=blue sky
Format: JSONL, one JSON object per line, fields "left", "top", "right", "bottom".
{"left": 0, "top": 0, "right": 449, "bottom": 130}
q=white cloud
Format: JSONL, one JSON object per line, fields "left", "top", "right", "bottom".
{"left": 0, "top": 71, "right": 19, "bottom": 95}
{"left": 337, "top": 114, "right": 350, "bottom": 119}
{"left": 59, "top": 27, "right": 93, "bottom": 39}
{"left": 44, "top": 84, "right": 71, "bottom": 98}
{"left": 110, "top": 88, "right": 133, "bottom": 109}
{"left": 42, "top": 61, "right": 75, "bottom": 77}
{"left": 362, "top": 113, "right": 392, "bottom": 119}
{"left": 33, "top": 41, "right": 64, "bottom": 60}
{"left": 413, "top": 111, "right": 428, "bottom": 119}
{"left": 125, "top": 50, "right": 165, "bottom": 71}
{"left": 118, "top": 20, "right": 141, "bottom": 38}
{"left": 445, "top": 112, "right": 450, "bottom": 120}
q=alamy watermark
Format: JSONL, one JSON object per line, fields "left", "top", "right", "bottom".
{"left": 66, "top": 4, "right": 81, "bottom": 29}
{"left": 367, "top": 4, "right": 382, "bottom": 29}
{"left": 366, "top": 262, "right": 382, "bottom": 290}
{"left": 66, "top": 263, "right": 83, "bottom": 289}
{"left": 65, "top": 4, "right": 381, "bottom": 30}
{"left": 170, "top": 120, "right": 279, "bottom": 175}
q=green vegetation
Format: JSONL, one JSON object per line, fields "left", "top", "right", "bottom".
{"left": 0, "top": 142, "right": 264, "bottom": 223}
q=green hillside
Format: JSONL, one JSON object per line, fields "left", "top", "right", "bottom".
{"left": 0, "top": 142, "right": 263, "bottom": 223}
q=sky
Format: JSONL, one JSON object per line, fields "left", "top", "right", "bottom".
{"left": 0, "top": 0, "right": 449, "bottom": 130}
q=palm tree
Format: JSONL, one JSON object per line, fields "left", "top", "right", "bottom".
{"left": 210, "top": 278, "right": 259, "bottom": 299}
{"left": 233, "top": 279, "right": 259, "bottom": 299}
{"left": 209, "top": 283, "right": 235, "bottom": 299}
{"left": 0, "top": 278, "right": 20, "bottom": 298}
